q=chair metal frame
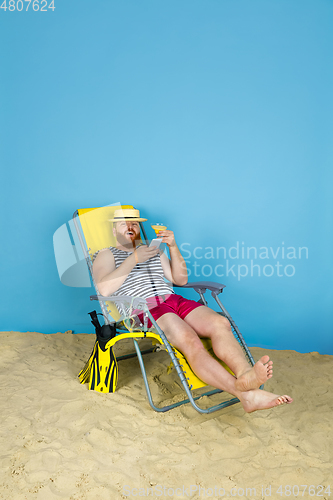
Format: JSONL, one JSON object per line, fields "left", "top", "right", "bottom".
{"left": 73, "top": 207, "right": 256, "bottom": 414}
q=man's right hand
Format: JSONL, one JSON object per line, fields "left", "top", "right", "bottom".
{"left": 135, "top": 245, "right": 159, "bottom": 263}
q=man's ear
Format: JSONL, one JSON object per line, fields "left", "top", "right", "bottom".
{"left": 112, "top": 227, "right": 116, "bottom": 237}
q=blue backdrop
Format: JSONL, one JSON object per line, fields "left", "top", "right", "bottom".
{"left": 1, "top": 0, "right": 332, "bottom": 354}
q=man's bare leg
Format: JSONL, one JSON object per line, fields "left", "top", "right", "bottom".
{"left": 184, "top": 306, "right": 273, "bottom": 391}
{"left": 156, "top": 312, "right": 293, "bottom": 413}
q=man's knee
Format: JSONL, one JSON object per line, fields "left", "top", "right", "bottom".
{"left": 172, "top": 327, "right": 205, "bottom": 355}
{"left": 217, "top": 314, "right": 232, "bottom": 331}
{"left": 202, "top": 311, "right": 232, "bottom": 335}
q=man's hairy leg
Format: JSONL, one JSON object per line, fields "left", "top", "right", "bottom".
{"left": 156, "top": 313, "right": 292, "bottom": 413}
{"left": 184, "top": 306, "right": 273, "bottom": 391}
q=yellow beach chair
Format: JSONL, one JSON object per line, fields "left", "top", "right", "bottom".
{"left": 72, "top": 204, "right": 256, "bottom": 413}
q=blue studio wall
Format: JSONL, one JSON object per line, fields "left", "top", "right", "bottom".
{"left": 1, "top": 0, "right": 332, "bottom": 354}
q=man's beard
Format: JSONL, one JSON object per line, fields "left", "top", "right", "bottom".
{"left": 115, "top": 230, "right": 140, "bottom": 249}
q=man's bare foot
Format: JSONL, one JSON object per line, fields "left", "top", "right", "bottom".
{"left": 235, "top": 355, "right": 273, "bottom": 392}
{"left": 239, "top": 389, "right": 293, "bottom": 413}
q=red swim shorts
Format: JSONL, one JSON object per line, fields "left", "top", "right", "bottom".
{"left": 136, "top": 294, "right": 203, "bottom": 328}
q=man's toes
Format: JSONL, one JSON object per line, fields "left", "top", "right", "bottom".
{"left": 266, "top": 363, "right": 273, "bottom": 375}
{"left": 265, "top": 361, "right": 273, "bottom": 371}
{"left": 277, "top": 395, "right": 293, "bottom": 405}
{"left": 260, "top": 355, "right": 270, "bottom": 365}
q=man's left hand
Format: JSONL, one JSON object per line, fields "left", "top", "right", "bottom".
{"left": 158, "top": 230, "right": 176, "bottom": 247}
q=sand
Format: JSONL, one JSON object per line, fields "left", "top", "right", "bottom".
{"left": 0, "top": 331, "right": 332, "bottom": 500}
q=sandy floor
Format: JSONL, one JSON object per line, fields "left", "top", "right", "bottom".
{"left": 0, "top": 331, "right": 332, "bottom": 500}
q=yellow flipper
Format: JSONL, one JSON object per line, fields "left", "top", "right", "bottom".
{"left": 79, "top": 331, "right": 162, "bottom": 393}
{"left": 79, "top": 340, "right": 118, "bottom": 393}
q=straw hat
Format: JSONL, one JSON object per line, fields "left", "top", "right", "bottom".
{"left": 108, "top": 208, "right": 147, "bottom": 222}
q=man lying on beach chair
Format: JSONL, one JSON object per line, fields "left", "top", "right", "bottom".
{"left": 92, "top": 208, "right": 293, "bottom": 414}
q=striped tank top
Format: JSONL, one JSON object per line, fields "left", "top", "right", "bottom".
{"left": 93, "top": 246, "right": 174, "bottom": 299}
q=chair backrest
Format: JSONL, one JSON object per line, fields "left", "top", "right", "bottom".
{"left": 73, "top": 204, "right": 147, "bottom": 323}
{"left": 77, "top": 204, "right": 134, "bottom": 259}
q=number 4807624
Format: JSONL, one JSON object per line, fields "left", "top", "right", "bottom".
{"left": 0, "top": 0, "right": 55, "bottom": 11}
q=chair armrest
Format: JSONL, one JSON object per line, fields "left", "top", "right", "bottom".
{"left": 90, "top": 294, "right": 148, "bottom": 311}
{"left": 173, "top": 281, "right": 226, "bottom": 295}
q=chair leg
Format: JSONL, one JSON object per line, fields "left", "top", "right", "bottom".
{"left": 132, "top": 340, "right": 240, "bottom": 414}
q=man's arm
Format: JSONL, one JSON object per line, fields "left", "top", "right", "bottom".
{"left": 92, "top": 246, "right": 159, "bottom": 297}
{"left": 159, "top": 230, "right": 188, "bottom": 286}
